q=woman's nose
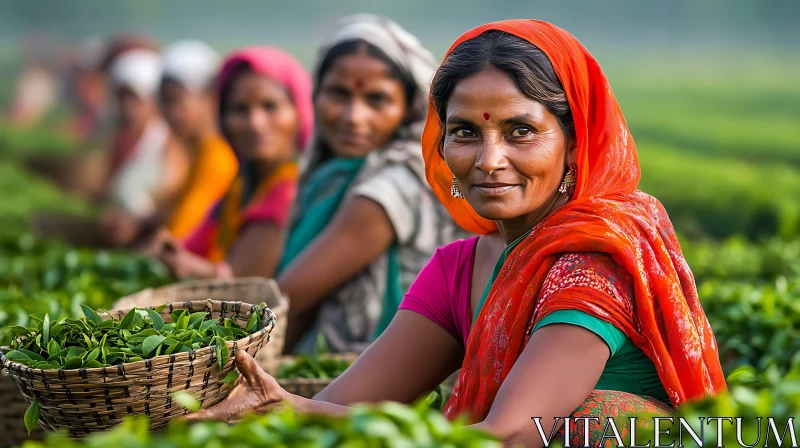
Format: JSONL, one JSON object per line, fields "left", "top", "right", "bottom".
{"left": 343, "top": 98, "right": 370, "bottom": 126}
{"left": 248, "top": 107, "right": 269, "bottom": 131}
{"left": 475, "top": 135, "right": 509, "bottom": 174}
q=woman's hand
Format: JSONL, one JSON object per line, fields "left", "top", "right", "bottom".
{"left": 99, "top": 207, "right": 141, "bottom": 247}
{"left": 147, "top": 229, "right": 230, "bottom": 279}
{"left": 184, "top": 350, "right": 288, "bottom": 423}
{"left": 139, "top": 228, "right": 174, "bottom": 257}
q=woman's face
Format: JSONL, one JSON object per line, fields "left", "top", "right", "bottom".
{"left": 115, "top": 87, "right": 155, "bottom": 129}
{"left": 223, "top": 71, "right": 299, "bottom": 162}
{"left": 315, "top": 51, "right": 407, "bottom": 158}
{"left": 443, "top": 67, "right": 575, "bottom": 229}
{"left": 159, "top": 79, "right": 213, "bottom": 141}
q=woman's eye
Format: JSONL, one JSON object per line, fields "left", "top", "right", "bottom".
{"left": 229, "top": 104, "right": 248, "bottom": 115}
{"left": 325, "top": 87, "right": 349, "bottom": 99}
{"left": 260, "top": 101, "right": 277, "bottom": 112}
{"left": 366, "top": 93, "right": 389, "bottom": 106}
{"left": 510, "top": 126, "right": 533, "bottom": 137}
{"left": 453, "top": 128, "right": 476, "bottom": 138}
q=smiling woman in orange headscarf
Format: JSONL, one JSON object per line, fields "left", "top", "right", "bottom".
{"left": 183, "top": 20, "right": 725, "bottom": 447}
{"left": 425, "top": 18, "right": 727, "bottom": 426}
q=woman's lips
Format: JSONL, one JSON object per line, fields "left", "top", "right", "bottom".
{"left": 338, "top": 132, "right": 369, "bottom": 146}
{"left": 473, "top": 183, "right": 517, "bottom": 195}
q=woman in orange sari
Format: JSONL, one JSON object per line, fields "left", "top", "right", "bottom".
{"left": 154, "top": 47, "right": 312, "bottom": 279}
{"left": 185, "top": 20, "right": 726, "bottom": 447}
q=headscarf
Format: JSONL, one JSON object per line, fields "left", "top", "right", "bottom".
{"left": 299, "top": 13, "right": 438, "bottom": 184}
{"left": 100, "top": 34, "right": 159, "bottom": 73}
{"left": 161, "top": 40, "right": 220, "bottom": 93}
{"left": 108, "top": 49, "right": 162, "bottom": 99}
{"left": 217, "top": 47, "right": 314, "bottom": 152}
{"left": 419, "top": 20, "right": 727, "bottom": 423}
{"left": 184, "top": 47, "right": 312, "bottom": 261}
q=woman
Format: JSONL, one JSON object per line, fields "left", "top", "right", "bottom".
{"left": 276, "top": 14, "right": 466, "bottom": 354}
{"left": 188, "top": 20, "right": 726, "bottom": 447}
{"left": 158, "top": 40, "right": 240, "bottom": 240}
{"left": 101, "top": 46, "right": 189, "bottom": 243}
{"left": 155, "top": 47, "right": 313, "bottom": 279}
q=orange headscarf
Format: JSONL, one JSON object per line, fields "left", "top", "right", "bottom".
{"left": 420, "top": 20, "right": 727, "bottom": 423}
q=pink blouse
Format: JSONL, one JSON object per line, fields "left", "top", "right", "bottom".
{"left": 398, "top": 237, "right": 478, "bottom": 348}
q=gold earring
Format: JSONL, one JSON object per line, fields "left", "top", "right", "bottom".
{"left": 559, "top": 165, "right": 577, "bottom": 195}
{"left": 451, "top": 176, "right": 464, "bottom": 199}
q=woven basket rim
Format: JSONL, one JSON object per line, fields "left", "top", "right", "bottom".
{"left": 109, "top": 277, "right": 289, "bottom": 316}
{"left": 0, "top": 299, "right": 274, "bottom": 377}
{"left": 117, "top": 277, "right": 287, "bottom": 298}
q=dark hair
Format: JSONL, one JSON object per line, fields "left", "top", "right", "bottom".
{"left": 316, "top": 39, "right": 416, "bottom": 110}
{"left": 430, "top": 30, "right": 575, "bottom": 151}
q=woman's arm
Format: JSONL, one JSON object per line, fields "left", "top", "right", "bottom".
{"left": 277, "top": 195, "right": 395, "bottom": 349}
{"left": 184, "top": 309, "right": 463, "bottom": 422}
{"left": 225, "top": 223, "right": 285, "bottom": 278}
{"left": 469, "top": 324, "right": 610, "bottom": 447}
{"left": 314, "top": 310, "right": 463, "bottom": 405}
{"left": 158, "top": 242, "right": 227, "bottom": 279}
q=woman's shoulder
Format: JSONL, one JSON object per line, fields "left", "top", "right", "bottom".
{"left": 436, "top": 235, "right": 480, "bottom": 260}
{"left": 542, "top": 252, "right": 634, "bottom": 299}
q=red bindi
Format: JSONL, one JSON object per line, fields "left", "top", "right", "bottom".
{"left": 483, "top": 112, "right": 490, "bottom": 120}
{"left": 354, "top": 79, "right": 365, "bottom": 89}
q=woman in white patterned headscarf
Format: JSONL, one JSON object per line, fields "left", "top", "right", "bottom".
{"left": 276, "top": 14, "right": 468, "bottom": 354}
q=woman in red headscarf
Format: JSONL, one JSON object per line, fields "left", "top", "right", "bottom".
{"left": 184, "top": 20, "right": 726, "bottom": 447}
{"left": 152, "top": 47, "right": 313, "bottom": 279}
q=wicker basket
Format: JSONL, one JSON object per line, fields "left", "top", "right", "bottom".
{"left": 110, "top": 278, "right": 288, "bottom": 375}
{"left": 276, "top": 353, "right": 358, "bottom": 399}
{"left": 0, "top": 357, "right": 44, "bottom": 447}
{"left": 1, "top": 300, "right": 275, "bottom": 437}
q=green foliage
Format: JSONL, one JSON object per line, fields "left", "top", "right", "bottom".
{"left": 3, "top": 304, "right": 263, "bottom": 370}
{"left": 0, "top": 124, "right": 77, "bottom": 159}
{"left": 683, "top": 236, "right": 800, "bottom": 283}
{"left": 679, "top": 236, "right": 800, "bottom": 375}
{"left": 638, "top": 144, "right": 800, "bottom": 240}
{"left": 0, "top": 161, "right": 90, "bottom": 230}
{"left": 277, "top": 355, "right": 353, "bottom": 380}
{"left": 699, "top": 277, "right": 800, "bottom": 375}
{"left": 622, "top": 362, "right": 800, "bottom": 448}
{"left": 21, "top": 399, "right": 500, "bottom": 448}
{"left": 0, "top": 233, "right": 173, "bottom": 345}
{"left": 277, "top": 334, "right": 353, "bottom": 380}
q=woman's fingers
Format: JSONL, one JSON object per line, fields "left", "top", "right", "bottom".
{"left": 236, "top": 350, "right": 262, "bottom": 382}
{"left": 180, "top": 351, "right": 278, "bottom": 423}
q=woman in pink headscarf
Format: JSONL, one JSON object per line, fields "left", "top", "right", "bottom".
{"left": 154, "top": 47, "right": 313, "bottom": 279}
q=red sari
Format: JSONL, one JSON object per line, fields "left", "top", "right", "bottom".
{"left": 419, "top": 20, "right": 727, "bottom": 423}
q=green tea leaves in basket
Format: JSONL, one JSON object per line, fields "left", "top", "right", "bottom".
{"left": 3, "top": 303, "right": 267, "bottom": 370}
{"left": 24, "top": 399, "right": 40, "bottom": 435}
{"left": 80, "top": 304, "right": 104, "bottom": 326}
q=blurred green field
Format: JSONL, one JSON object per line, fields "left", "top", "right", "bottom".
{"left": 604, "top": 55, "right": 800, "bottom": 240}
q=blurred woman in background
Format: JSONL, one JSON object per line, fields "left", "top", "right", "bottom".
{"left": 155, "top": 46, "right": 312, "bottom": 279}
{"left": 65, "top": 37, "right": 109, "bottom": 144}
{"left": 158, "top": 40, "right": 239, "bottom": 241}
{"left": 100, "top": 46, "right": 189, "bottom": 245}
{"left": 104, "top": 40, "right": 241, "bottom": 247}
{"left": 276, "top": 14, "right": 467, "bottom": 354}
